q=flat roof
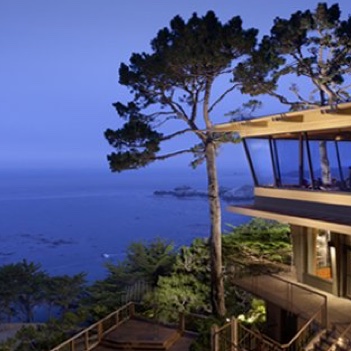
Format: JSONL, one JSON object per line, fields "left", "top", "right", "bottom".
{"left": 214, "top": 102, "right": 351, "bottom": 140}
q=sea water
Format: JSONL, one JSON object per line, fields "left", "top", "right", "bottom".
{"left": 0, "top": 167, "right": 251, "bottom": 282}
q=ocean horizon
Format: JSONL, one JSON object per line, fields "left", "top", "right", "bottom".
{"left": 0, "top": 166, "right": 252, "bottom": 282}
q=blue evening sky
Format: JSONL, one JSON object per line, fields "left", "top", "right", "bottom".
{"left": 1, "top": 0, "right": 350, "bottom": 171}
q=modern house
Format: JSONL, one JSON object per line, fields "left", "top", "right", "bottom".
{"left": 213, "top": 102, "right": 351, "bottom": 348}
{"left": 48, "top": 103, "right": 351, "bottom": 351}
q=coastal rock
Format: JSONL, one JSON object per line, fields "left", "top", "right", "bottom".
{"left": 154, "top": 185, "right": 208, "bottom": 198}
{"left": 221, "top": 185, "right": 254, "bottom": 201}
{"left": 154, "top": 184, "right": 254, "bottom": 201}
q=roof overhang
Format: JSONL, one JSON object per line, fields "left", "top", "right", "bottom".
{"left": 214, "top": 102, "right": 351, "bottom": 140}
{"left": 228, "top": 204, "right": 351, "bottom": 235}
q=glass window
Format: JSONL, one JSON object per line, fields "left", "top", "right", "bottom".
{"left": 337, "top": 141, "right": 351, "bottom": 190}
{"left": 243, "top": 136, "right": 351, "bottom": 191}
{"left": 245, "top": 139, "right": 274, "bottom": 187}
{"left": 274, "top": 139, "right": 310, "bottom": 188}
{"left": 307, "top": 228, "right": 332, "bottom": 280}
{"left": 307, "top": 139, "right": 351, "bottom": 190}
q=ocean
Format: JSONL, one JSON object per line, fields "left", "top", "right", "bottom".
{"left": 0, "top": 167, "right": 252, "bottom": 282}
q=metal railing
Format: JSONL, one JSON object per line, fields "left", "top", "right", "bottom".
{"left": 324, "top": 322, "right": 351, "bottom": 351}
{"left": 214, "top": 260, "right": 328, "bottom": 351}
{"left": 228, "top": 260, "right": 328, "bottom": 326}
{"left": 212, "top": 309, "right": 323, "bottom": 351}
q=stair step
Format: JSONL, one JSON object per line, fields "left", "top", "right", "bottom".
{"left": 320, "top": 335, "right": 337, "bottom": 345}
{"left": 101, "top": 330, "right": 181, "bottom": 350}
{"left": 313, "top": 345, "right": 331, "bottom": 351}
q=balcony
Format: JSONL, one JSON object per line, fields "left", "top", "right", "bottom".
{"left": 228, "top": 186, "right": 351, "bottom": 235}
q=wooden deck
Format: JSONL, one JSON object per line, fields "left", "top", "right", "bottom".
{"left": 93, "top": 318, "right": 197, "bottom": 351}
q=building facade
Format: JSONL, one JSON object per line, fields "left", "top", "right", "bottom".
{"left": 215, "top": 103, "right": 351, "bottom": 343}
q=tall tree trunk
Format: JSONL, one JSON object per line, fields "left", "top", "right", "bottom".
{"left": 205, "top": 141, "right": 226, "bottom": 317}
{"left": 319, "top": 140, "right": 331, "bottom": 185}
{"left": 319, "top": 92, "right": 331, "bottom": 186}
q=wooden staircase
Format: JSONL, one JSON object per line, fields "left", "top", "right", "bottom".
{"left": 310, "top": 326, "right": 351, "bottom": 351}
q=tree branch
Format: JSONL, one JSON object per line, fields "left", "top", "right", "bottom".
{"left": 160, "top": 92, "right": 205, "bottom": 141}
{"left": 208, "top": 84, "right": 240, "bottom": 113}
{"left": 160, "top": 128, "right": 193, "bottom": 141}
{"left": 153, "top": 149, "right": 194, "bottom": 161}
{"left": 148, "top": 111, "right": 174, "bottom": 119}
{"left": 289, "top": 85, "right": 315, "bottom": 106}
{"left": 153, "top": 115, "right": 178, "bottom": 128}
{"left": 160, "top": 91, "right": 190, "bottom": 123}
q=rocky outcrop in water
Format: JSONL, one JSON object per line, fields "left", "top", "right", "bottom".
{"left": 154, "top": 185, "right": 254, "bottom": 202}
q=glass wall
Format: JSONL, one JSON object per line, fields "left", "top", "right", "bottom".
{"left": 243, "top": 134, "right": 351, "bottom": 191}
{"left": 337, "top": 141, "right": 351, "bottom": 189}
{"left": 244, "top": 139, "right": 274, "bottom": 186}
{"left": 307, "top": 139, "right": 351, "bottom": 190}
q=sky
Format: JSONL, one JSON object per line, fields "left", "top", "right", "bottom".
{"left": 1, "top": 0, "right": 351, "bottom": 171}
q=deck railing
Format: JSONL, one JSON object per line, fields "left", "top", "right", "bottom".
{"left": 212, "top": 308, "right": 323, "bottom": 351}
{"left": 181, "top": 312, "right": 211, "bottom": 334}
{"left": 325, "top": 322, "right": 351, "bottom": 351}
{"left": 50, "top": 302, "right": 135, "bottom": 351}
{"left": 228, "top": 260, "right": 328, "bottom": 326}
{"left": 49, "top": 302, "right": 206, "bottom": 351}
{"left": 214, "top": 260, "right": 328, "bottom": 351}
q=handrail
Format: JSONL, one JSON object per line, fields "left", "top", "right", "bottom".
{"left": 270, "top": 273, "right": 328, "bottom": 327}
{"left": 243, "top": 308, "right": 322, "bottom": 350}
{"left": 271, "top": 273, "right": 327, "bottom": 300}
{"left": 240, "top": 323, "right": 282, "bottom": 348}
{"left": 229, "top": 259, "right": 328, "bottom": 326}
{"left": 50, "top": 303, "right": 204, "bottom": 351}
{"left": 216, "top": 320, "right": 231, "bottom": 333}
{"left": 280, "top": 308, "right": 322, "bottom": 348}
{"left": 50, "top": 302, "right": 134, "bottom": 351}
{"left": 212, "top": 307, "right": 323, "bottom": 351}
{"left": 325, "top": 322, "right": 351, "bottom": 351}
{"left": 336, "top": 322, "right": 351, "bottom": 340}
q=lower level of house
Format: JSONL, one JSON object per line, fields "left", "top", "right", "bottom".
{"left": 292, "top": 225, "right": 351, "bottom": 298}
{"left": 228, "top": 186, "right": 351, "bottom": 300}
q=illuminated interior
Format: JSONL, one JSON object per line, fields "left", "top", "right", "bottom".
{"left": 307, "top": 229, "right": 332, "bottom": 280}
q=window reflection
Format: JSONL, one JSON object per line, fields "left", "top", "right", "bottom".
{"left": 244, "top": 139, "right": 274, "bottom": 186}
{"left": 243, "top": 134, "right": 351, "bottom": 192}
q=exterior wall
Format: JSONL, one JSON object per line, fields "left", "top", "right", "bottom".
{"left": 332, "top": 232, "right": 348, "bottom": 297}
{"left": 290, "top": 225, "right": 306, "bottom": 283}
{"left": 291, "top": 225, "right": 351, "bottom": 298}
